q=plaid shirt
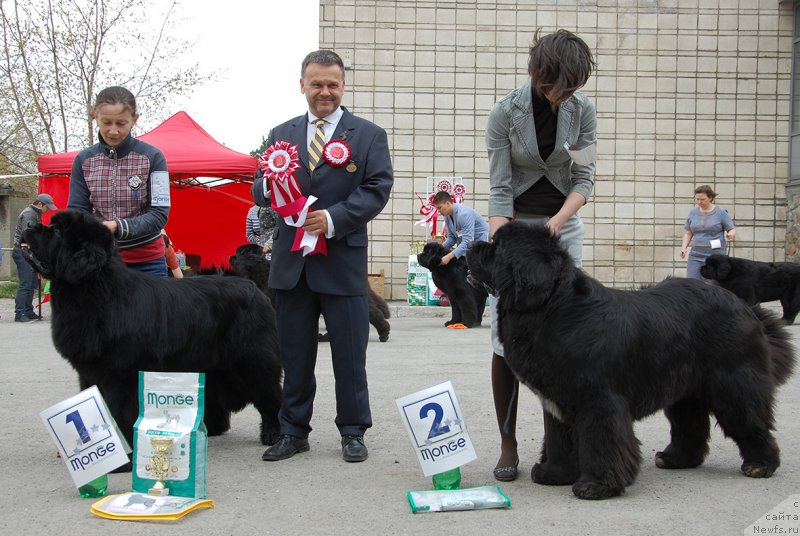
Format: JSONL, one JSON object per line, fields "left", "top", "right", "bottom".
{"left": 68, "top": 133, "right": 169, "bottom": 252}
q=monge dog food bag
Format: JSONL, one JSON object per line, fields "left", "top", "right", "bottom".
{"left": 132, "top": 371, "right": 207, "bottom": 498}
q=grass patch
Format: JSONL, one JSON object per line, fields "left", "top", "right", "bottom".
{"left": 0, "top": 282, "right": 18, "bottom": 299}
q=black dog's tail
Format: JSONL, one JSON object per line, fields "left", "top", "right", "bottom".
{"left": 755, "top": 306, "right": 797, "bottom": 386}
{"left": 370, "top": 288, "right": 391, "bottom": 318}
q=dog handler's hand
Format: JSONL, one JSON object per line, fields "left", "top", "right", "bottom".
{"left": 103, "top": 220, "right": 118, "bottom": 234}
{"left": 440, "top": 252, "right": 454, "bottom": 266}
{"left": 302, "top": 210, "right": 328, "bottom": 236}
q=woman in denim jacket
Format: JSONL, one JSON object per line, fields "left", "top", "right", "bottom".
{"left": 485, "top": 29, "right": 597, "bottom": 482}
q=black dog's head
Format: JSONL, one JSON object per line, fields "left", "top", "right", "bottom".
{"left": 229, "top": 243, "right": 264, "bottom": 267}
{"left": 21, "top": 209, "right": 115, "bottom": 284}
{"left": 466, "top": 221, "right": 573, "bottom": 311}
{"left": 416, "top": 241, "right": 448, "bottom": 271}
{"left": 700, "top": 254, "right": 733, "bottom": 281}
{"left": 228, "top": 243, "right": 270, "bottom": 293}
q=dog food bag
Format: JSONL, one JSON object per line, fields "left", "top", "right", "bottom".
{"left": 407, "top": 485, "right": 511, "bottom": 513}
{"left": 132, "top": 372, "right": 208, "bottom": 499}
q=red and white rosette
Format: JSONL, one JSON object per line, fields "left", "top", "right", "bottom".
{"left": 322, "top": 139, "right": 351, "bottom": 168}
{"left": 436, "top": 178, "right": 453, "bottom": 193}
{"left": 259, "top": 141, "right": 327, "bottom": 256}
{"left": 414, "top": 192, "right": 440, "bottom": 238}
{"left": 452, "top": 183, "right": 466, "bottom": 204}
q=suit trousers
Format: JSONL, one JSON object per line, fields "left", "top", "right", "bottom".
{"left": 275, "top": 269, "right": 372, "bottom": 438}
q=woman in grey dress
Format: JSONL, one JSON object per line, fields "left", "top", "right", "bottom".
{"left": 680, "top": 184, "right": 736, "bottom": 279}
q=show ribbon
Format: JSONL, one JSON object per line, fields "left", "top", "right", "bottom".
{"left": 259, "top": 141, "right": 327, "bottom": 256}
{"left": 414, "top": 192, "right": 440, "bottom": 238}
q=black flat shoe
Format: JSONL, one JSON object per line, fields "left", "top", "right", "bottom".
{"left": 341, "top": 435, "right": 368, "bottom": 462}
{"left": 262, "top": 434, "right": 309, "bottom": 461}
{"left": 493, "top": 459, "right": 520, "bottom": 482}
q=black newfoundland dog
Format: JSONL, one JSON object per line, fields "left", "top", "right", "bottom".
{"left": 466, "top": 222, "right": 795, "bottom": 500}
{"left": 229, "top": 243, "right": 273, "bottom": 300}
{"left": 701, "top": 253, "right": 800, "bottom": 324}
{"left": 417, "top": 241, "right": 487, "bottom": 328}
{"left": 21, "top": 210, "right": 282, "bottom": 450}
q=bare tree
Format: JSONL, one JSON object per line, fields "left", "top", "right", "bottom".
{"left": 0, "top": 0, "right": 205, "bottom": 175}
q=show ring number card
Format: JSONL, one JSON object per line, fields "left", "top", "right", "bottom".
{"left": 396, "top": 381, "right": 477, "bottom": 476}
{"left": 41, "top": 386, "right": 131, "bottom": 488}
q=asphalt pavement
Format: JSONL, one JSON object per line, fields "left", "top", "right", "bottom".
{"left": 1, "top": 298, "right": 798, "bottom": 535}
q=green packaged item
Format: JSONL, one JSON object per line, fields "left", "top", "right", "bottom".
{"left": 407, "top": 485, "right": 511, "bottom": 513}
{"left": 132, "top": 372, "right": 207, "bottom": 499}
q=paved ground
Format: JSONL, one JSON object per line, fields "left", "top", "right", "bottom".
{"left": 0, "top": 298, "right": 798, "bottom": 535}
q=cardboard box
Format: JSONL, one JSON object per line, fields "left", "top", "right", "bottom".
{"left": 368, "top": 269, "right": 385, "bottom": 299}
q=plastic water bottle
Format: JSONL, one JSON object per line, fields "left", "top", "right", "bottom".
{"left": 78, "top": 474, "right": 108, "bottom": 498}
{"left": 432, "top": 467, "right": 461, "bottom": 490}
{"left": 175, "top": 250, "right": 186, "bottom": 270}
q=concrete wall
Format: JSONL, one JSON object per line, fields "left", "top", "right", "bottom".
{"left": 319, "top": 0, "right": 793, "bottom": 298}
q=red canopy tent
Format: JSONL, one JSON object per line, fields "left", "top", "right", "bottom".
{"left": 37, "top": 111, "right": 259, "bottom": 268}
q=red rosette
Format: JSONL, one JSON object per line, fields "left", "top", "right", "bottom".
{"left": 322, "top": 139, "right": 352, "bottom": 168}
{"left": 452, "top": 183, "right": 466, "bottom": 203}
{"left": 436, "top": 179, "right": 453, "bottom": 193}
{"left": 259, "top": 141, "right": 300, "bottom": 182}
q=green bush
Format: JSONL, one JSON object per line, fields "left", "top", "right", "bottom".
{"left": 0, "top": 282, "right": 18, "bottom": 299}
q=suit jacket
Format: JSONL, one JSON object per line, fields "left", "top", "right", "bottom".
{"left": 485, "top": 81, "right": 596, "bottom": 219}
{"left": 252, "top": 107, "right": 393, "bottom": 295}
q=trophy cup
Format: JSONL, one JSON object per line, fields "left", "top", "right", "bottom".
{"left": 147, "top": 436, "right": 174, "bottom": 496}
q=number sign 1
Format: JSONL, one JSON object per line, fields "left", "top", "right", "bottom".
{"left": 40, "top": 386, "right": 131, "bottom": 488}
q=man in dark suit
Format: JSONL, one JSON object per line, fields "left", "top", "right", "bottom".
{"left": 253, "top": 50, "right": 393, "bottom": 463}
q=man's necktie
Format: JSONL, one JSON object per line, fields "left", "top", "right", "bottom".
{"left": 308, "top": 119, "right": 326, "bottom": 171}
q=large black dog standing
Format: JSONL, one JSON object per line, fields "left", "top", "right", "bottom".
{"left": 417, "top": 241, "right": 487, "bottom": 328}
{"left": 22, "top": 210, "right": 282, "bottom": 451}
{"left": 701, "top": 253, "right": 800, "bottom": 324}
{"left": 466, "top": 222, "right": 795, "bottom": 500}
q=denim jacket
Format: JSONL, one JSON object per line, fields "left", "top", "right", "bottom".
{"left": 485, "top": 81, "right": 597, "bottom": 218}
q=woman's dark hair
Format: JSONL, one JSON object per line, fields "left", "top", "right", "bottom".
{"left": 93, "top": 86, "right": 137, "bottom": 117}
{"left": 301, "top": 50, "right": 345, "bottom": 79}
{"left": 694, "top": 185, "right": 718, "bottom": 201}
{"left": 528, "top": 29, "right": 595, "bottom": 107}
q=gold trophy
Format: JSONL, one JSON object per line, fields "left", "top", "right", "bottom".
{"left": 147, "top": 436, "right": 174, "bottom": 496}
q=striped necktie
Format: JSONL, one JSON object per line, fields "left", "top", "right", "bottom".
{"left": 308, "top": 118, "right": 326, "bottom": 171}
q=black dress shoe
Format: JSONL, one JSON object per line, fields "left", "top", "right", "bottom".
{"left": 262, "top": 434, "right": 309, "bottom": 461}
{"left": 341, "top": 435, "right": 368, "bottom": 462}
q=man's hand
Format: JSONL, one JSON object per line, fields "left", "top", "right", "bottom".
{"left": 440, "top": 252, "right": 455, "bottom": 265}
{"left": 302, "top": 210, "right": 328, "bottom": 236}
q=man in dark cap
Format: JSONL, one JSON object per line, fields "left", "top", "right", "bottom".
{"left": 12, "top": 193, "right": 57, "bottom": 322}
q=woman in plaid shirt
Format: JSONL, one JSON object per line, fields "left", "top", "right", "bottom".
{"left": 68, "top": 86, "right": 170, "bottom": 277}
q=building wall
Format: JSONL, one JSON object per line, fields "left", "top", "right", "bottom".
{"left": 319, "top": 0, "right": 793, "bottom": 299}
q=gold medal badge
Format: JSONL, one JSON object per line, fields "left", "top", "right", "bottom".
{"left": 346, "top": 162, "right": 357, "bottom": 173}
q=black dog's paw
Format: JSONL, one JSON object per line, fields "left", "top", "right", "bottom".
{"left": 205, "top": 413, "right": 232, "bottom": 437}
{"left": 572, "top": 480, "right": 623, "bottom": 500}
{"left": 654, "top": 448, "right": 705, "bottom": 470}
{"left": 741, "top": 461, "right": 777, "bottom": 478}
{"left": 261, "top": 426, "right": 281, "bottom": 446}
{"left": 531, "top": 462, "right": 579, "bottom": 486}
{"left": 379, "top": 329, "right": 389, "bottom": 342}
